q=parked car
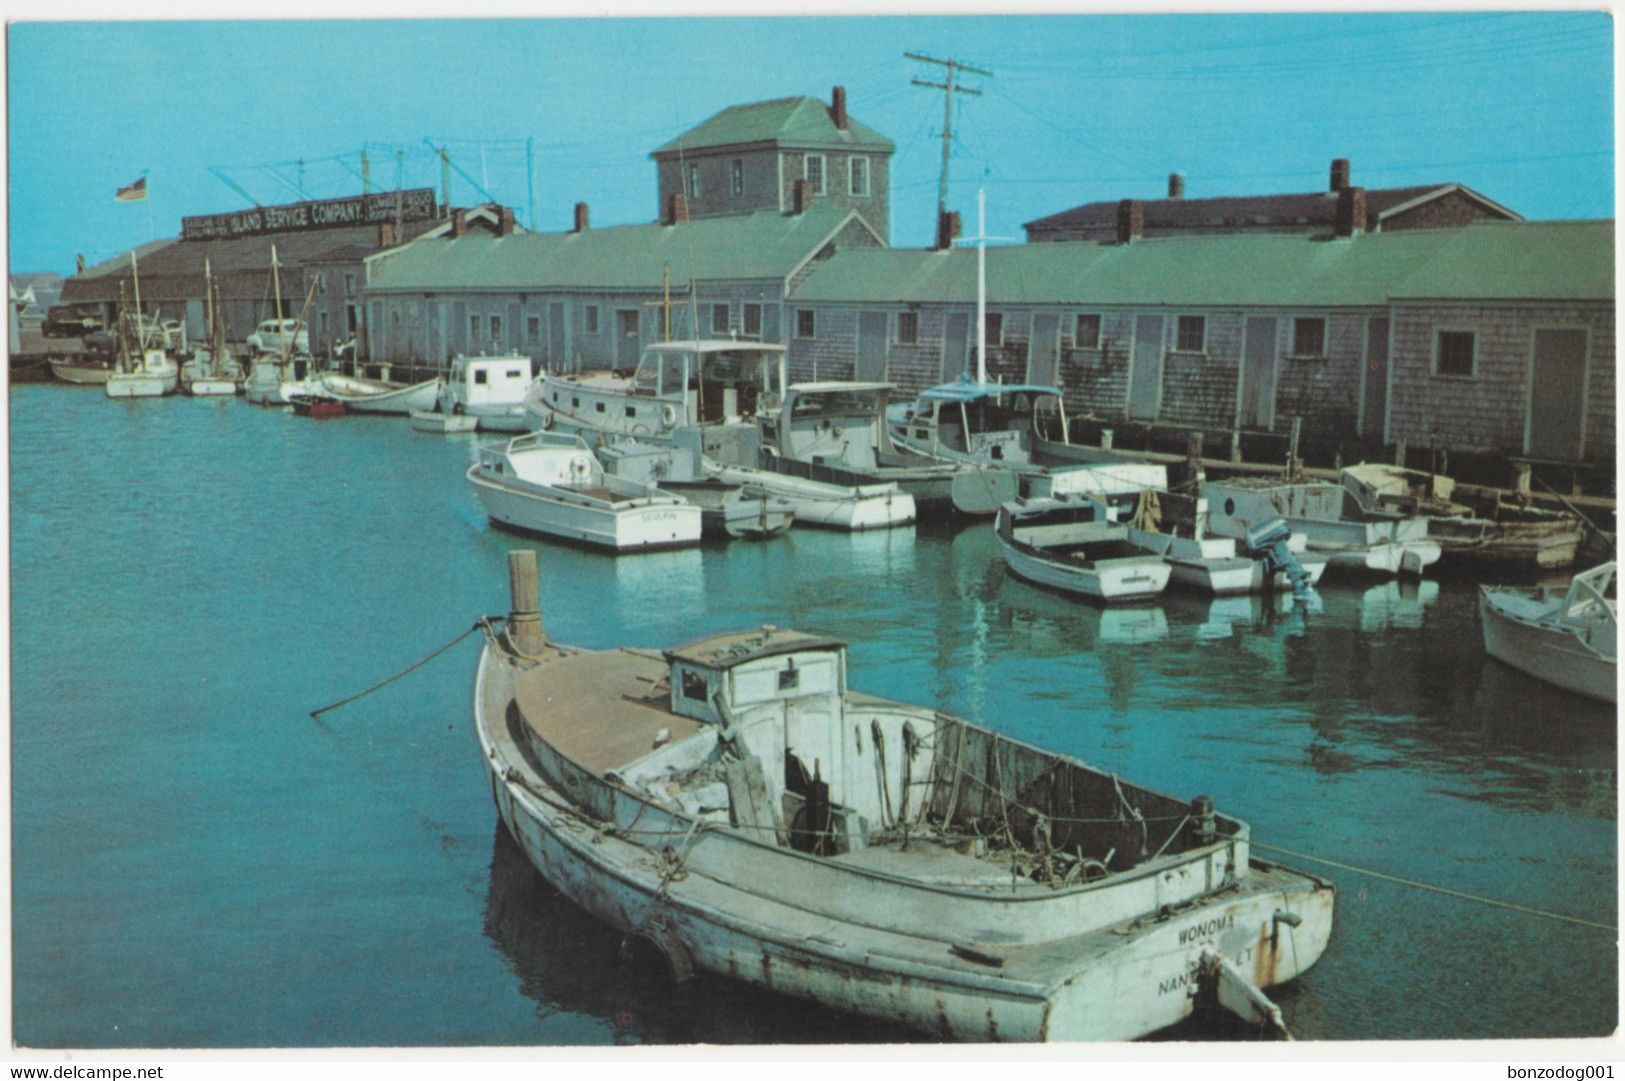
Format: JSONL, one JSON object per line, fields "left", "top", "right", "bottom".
{"left": 247, "top": 318, "right": 310, "bottom": 356}
{"left": 41, "top": 305, "right": 104, "bottom": 339}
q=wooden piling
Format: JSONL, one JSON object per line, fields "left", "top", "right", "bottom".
{"left": 506, "top": 549, "right": 547, "bottom": 656}
{"left": 1394, "top": 440, "right": 1407, "bottom": 468}
{"left": 1229, "top": 430, "right": 1242, "bottom": 464}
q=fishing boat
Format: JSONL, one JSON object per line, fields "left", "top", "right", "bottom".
{"left": 410, "top": 407, "right": 480, "bottom": 434}
{"left": 467, "top": 431, "right": 703, "bottom": 553}
{"left": 598, "top": 441, "right": 795, "bottom": 540}
{"left": 995, "top": 494, "right": 1172, "bottom": 603}
{"left": 1203, "top": 478, "right": 1441, "bottom": 578}
{"left": 440, "top": 353, "right": 536, "bottom": 432}
{"left": 474, "top": 551, "right": 1335, "bottom": 1041}
{"left": 245, "top": 247, "right": 318, "bottom": 406}
{"left": 49, "top": 355, "right": 114, "bottom": 385}
{"left": 763, "top": 381, "right": 1018, "bottom": 515}
{"left": 179, "top": 266, "right": 242, "bottom": 396}
{"left": 1480, "top": 562, "right": 1616, "bottom": 703}
{"left": 103, "top": 262, "right": 177, "bottom": 399}
{"left": 1340, "top": 463, "right": 1584, "bottom": 571}
{"left": 318, "top": 372, "right": 442, "bottom": 416}
{"left": 1125, "top": 490, "right": 1328, "bottom": 597}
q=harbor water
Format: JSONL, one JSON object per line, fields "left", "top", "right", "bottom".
{"left": 10, "top": 384, "right": 1616, "bottom": 1047}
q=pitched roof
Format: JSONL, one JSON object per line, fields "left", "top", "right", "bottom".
{"left": 788, "top": 220, "right": 1612, "bottom": 308}
{"left": 652, "top": 96, "right": 893, "bottom": 157}
{"left": 366, "top": 207, "right": 876, "bottom": 293}
{"left": 1024, "top": 184, "right": 1521, "bottom": 235}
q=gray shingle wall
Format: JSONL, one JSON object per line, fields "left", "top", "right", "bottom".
{"left": 1159, "top": 313, "right": 1243, "bottom": 428}
{"left": 1272, "top": 313, "right": 1366, "bottom": 439}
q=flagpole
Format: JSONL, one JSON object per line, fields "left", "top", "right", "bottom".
{"left": 146, "top": 172, "right": 154, "bottom": 242}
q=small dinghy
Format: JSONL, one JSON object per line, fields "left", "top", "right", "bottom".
{"left": 1125, "top": 490, "right": 1328, "bottom": 597}
{"left": 995, "top": 493, "right": 1171, "bottom": 602}
{"left": 318, "top": 373, "right": 442, "bottom": 416}
{"left": 1480, "top": 562, "right": 1616, "bottom": 703}
{"left": 474, "top": 551, "right": 1335, "bottom": 1042}
{"left": 289, "top": 394, "right": 346, "bottom": 418}
{"left": 467, "top": 431, "right": 703, "bottom": 553}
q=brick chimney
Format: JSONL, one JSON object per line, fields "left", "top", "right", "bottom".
{"left": 76, "top": 253, "right": 85, "bottom": 274}
{"left": 936, "top": 209, "right": 962, "bottom": 250}
{"left": 1334, "top": 186, "right": 1367, "bottom": 237}
{"left": 792, "top": 179, "right": 814, "bottom": 215}
{"left": 498, "top": 206, "right": 516, "bottom": 236}
{"left": 378, "top": 221, "right": 397, "bottom": 248}
{"left": 572, "top": 202, "right": 590, "bottom": 233}
{"left": 1330, "top": 158, "right": 1351, "bottom": 192}
{"left": 450, "top": 210, "right": 467, "bottom": 238}
{"left": 1116, "top": 199, "right": 1144, "bottom": 243}
{"left": 664, "top": 192, "right": 690, "bottom": 226}
{"left": 831, "top": 86, "right": 848, "bottom": 131}
{"left": 1168, "top": 173, "right": 1185, "bottom": 199}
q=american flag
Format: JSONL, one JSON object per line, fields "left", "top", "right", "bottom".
{"left": 115, "top": 176, "right": 147, "bottom": 202}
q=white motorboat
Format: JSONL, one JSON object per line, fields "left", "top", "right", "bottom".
{"left": 1125, "top": 490, "right": 1328, "bottom": 596}
{"left": 410, "top": 408, "right": 480, "bottom": 434}
{"left": 995, "top": 494, "right": 1172, "bottom": 603}
{"left": 49, "top": 357, "right": 114, "bottom": 385}
{"left": 441, "top": 353, "right": 536, "bottom": 432}
{"left": 318, "top": 373, "right": 441, "bottom": 416}
{"left": 1203, "top": 478, "right": 1441, "bottom": 577}
{"left": 467, "top": 431, "right": 702, "bottom": 553}
{"left": 1480, "top": 562, "right": 1616, "bottom": 703}
{"left": 475, "top": 551, "right": 1335, "bottom": 1042}
{"left": 105, "top": 345, "right": 178, "bottom": 399}
{"left": 597, "top": 440, "right": 794, "bottom": 540}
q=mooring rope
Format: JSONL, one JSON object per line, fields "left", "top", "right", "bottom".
{"left": 1253, "top": 842, "right": 1616, "bottom": 932}
{"left": 309, "top": 617, "right": 497, "bottom": 718}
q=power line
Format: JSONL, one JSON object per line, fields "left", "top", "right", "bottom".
{"left": 907, "top": 51, "right": 992, "bottom": 241}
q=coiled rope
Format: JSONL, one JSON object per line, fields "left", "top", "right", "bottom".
{"left": 1254, "top": 842, "right": 1615, "bottom": 932}
{"left": 309, "top": 617, "right": 498, "bottom": 718}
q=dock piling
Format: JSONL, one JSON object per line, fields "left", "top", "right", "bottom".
{"left": 506, "top": 549, "right": 547, "bottom": 656}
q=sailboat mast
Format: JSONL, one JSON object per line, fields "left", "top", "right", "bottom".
{"left": 129, "top": 252, "right": 146, "bottom": 351}
{"left": 976, "top": 189, "right": 987, "bottom": 386}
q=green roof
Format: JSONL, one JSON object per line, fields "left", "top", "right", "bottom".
{"left": 367, "top": 208, "right": 872, "bottom": 293}
{"left": 653, "top": 96, "right": 893, "bottom": 157}
{"left": 787, "top": 220, "right": 1613, "bottom": 308}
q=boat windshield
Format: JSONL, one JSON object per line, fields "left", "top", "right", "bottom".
{"left": 790, "top": 388, "right": 882, "bottom": 418}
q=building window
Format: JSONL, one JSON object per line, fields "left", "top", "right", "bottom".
{"left": 730, "top": 159, "right": 744, "bottom": 198}
{"left": 711, "top": 304, "right": 730, "bottom": 335}
{"left": 805, "top": 154, "right": 825, "bottom": 195}
{"left": 490, "top": 315, "right": 502, "bottom": 341}
{"left": 1074, "top": 313, "right": 1102, "bottom": 350}
{"left": 344, "top": 273, "right": 356, "bottom": 297}
{"left": 850, "top": 156, "right": 869, "bottom": 197}
{"left": 896, "top": 311, "right": 919, "bottom": 345}
{"left": 797, "top": 309, "right": 816, "bottom": 339}
{"left": 1292, "top": 317, "right": 1326, "bottom": 357}
{"left": 984, "top": 312, "right": 1003, "bottom": 346}
{"left": 469, "top": 314, "right": 482, "bottom": 340}
{"left": 585, "top": 305, "right": 600, "bottom": 334}
{"left": 390, "top": 305, "right": 401, "bottom": 327}
{"left": 1176, "top": 315, "right": 1206, "bottom": 352}
{"left": 319, "top": 311, "right": 330, "bottom": 334}
{"left": 743, "top": 303, "right": 762, "bottom": 338}
{"left": 1435, "top": 330, "right": 1476, "bottom": 377}
{"left": 687, "top": 164, "right": 701, "bottom": 199}
{"left": 317, "top": 274, "right": 328, "bottom": 294}
{"left": 527, "top": 316, "right": 540, "bottom": 340}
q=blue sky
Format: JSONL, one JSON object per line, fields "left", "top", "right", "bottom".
{"left": 7, "top": 12, "right": 1614, "bottom": 275}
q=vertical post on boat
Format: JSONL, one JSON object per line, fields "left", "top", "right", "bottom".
{"left": 128, "top": 252, "right": 146, "bottom": 350}
{"left": 976, "top": 189, "right": 988, "bottom": 385}
{"left": 1287, "top": 416, "right": 1302, "bottom": 479}
{"left": 506, "top": 549, "right": 547, "bottom": 656}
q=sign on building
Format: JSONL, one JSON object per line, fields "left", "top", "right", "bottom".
{"left": 181, "top": 188, "right": 438, "bottom": 242}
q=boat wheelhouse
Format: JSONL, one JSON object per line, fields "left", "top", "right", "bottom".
{"left": 888, "top": 378, "right": 1071, "bottom": 471}
{"left": 441, "top": 353, "right": 536, "bottom": 432}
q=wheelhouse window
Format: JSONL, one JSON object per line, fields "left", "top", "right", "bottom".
{"left": 849, "top": 156, "right": 870, "bottom": 197}
{"left": 1074, "top": 313, "right": 1102, "bottom": 350}
{"left": 712, "top": 303, "right": 730, "bottom": 335}
{"left": 743, "top": 303, "right": 763, "bottom": 338}
{"left": 1292, "top": 317, "right": 1326, "bottom": 357}
{"left": 1176, "top": 315, "right": 1206, "bottom": 353}
{"left": 1435, "top": 330, "right": 1476, "bottom": 377}
{"left": 896, "top": 311, "right": 919, "bottom": 345}
{"left": 805, "top": 154, "right": 826, "bottom": 195}
{"left": 797, "top": 309, "right": 816, "bottom": 339}
{"left": 730, "top": 159, "right": 744, "bottom": 198}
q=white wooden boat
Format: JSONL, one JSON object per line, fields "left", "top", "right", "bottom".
{"left": 49, "top": 357, "right": 113, "bottom": 385}
{"left": 318, "top": 373, "right": 441, "bottom": 415}
{"left": 467, "top": 431, "right": 702, "bottom": 553}
{"left": 245, "top": 246, "right": 318, "bottom": 406}
{"left": 410, "top": 408, "right": 479, "bottom": 434}
{"left": 995, "top": 494, "right": 1172, "bottom": 603}
{"left": 1480, "top": 562, "right": 1616, "bottom": 703}
{"left": 713, "top": 457, "right": 915, "bottom": 532}
{"left": 180, "top": 262, "right": 242, "bottom": 396}
{"left": 1203, "top": 478, "right": 1441, "bottom": 577}
{"left": 105, "top": 347, "right": 179, "bottom": 398}
{"left": 441, "top": 353, "right": 536, "bottom": 432}
{"left": 1341, "top": 463, "right": 1583, "bottom": 570}
{"left": 1125, "top": 491, "right": 1328, "bottom": 596}
{"left": 475, "top": 552, "right": 1334, "bottom": 1042}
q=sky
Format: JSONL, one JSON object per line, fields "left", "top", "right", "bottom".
{"left": 5, "top": 10, "right": 1615, "bottom": 276}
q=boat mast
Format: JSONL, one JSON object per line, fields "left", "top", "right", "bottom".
{"left": 271, "top": 244, "right": 286, "bottom": 364}
{"left": 976, "top": 189, "right": 987, "bottom": 385}
{"left": 128, "top": 251, "right": 147, "bottom": 352}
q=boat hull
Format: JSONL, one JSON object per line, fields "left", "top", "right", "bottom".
{"left": 105, "top": 369, "right": 179, "bottom": 398}
{"left": 468, "top": 465, "right": 702, "bottom": 552}
{"left": 997, "top": 532, "right": 1170, "bottom": 602}
{"left": 49, "top": 359, "right": 112, "bottom": 385}
{"left": 1479, "top": 588, "right": 1617, "bottom": 703}
{"left": 183, "top": 378, "right": 240, "bottom": 397}
{"left": 321, "top": 375, "right": 441, "bottom": 415}
{"left": 410, "top": 409, "right": 479, "bottom": 434}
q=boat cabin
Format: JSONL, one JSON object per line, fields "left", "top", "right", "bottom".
{"left": 766, "top": 381, "right": 902, "bottom": 471}
{"left": 895, "top": 380, "right": 1070, "bottom": 466}
{"left": 447, "top": 353, "right": 535, "bottom": 411}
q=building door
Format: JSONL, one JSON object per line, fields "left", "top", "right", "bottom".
{"left": 1361, "top": 317, "right": 1389, "bottom": 440}
{"left": 1028, "top": 313, "right": 1060, "bottom": 386}
{"left": 548, "top": 302, "right": 567, "bottom": 373}
{"left": 1128, "top": 314, "right": 1164, "bottom": 421}
{"left": 427, "top": 303, "right": 442, "bottom": 368}
{"left": 942, "top": 312, "right": 969, "bottom": 382}
{"left": 1240, "top": 316, "right": 1278, "bottom": 430}
{"left": 856, "top": 310, "right": 888, "bottom": 381}
{"left": 507, "top": 303, "right": 522, "bottom": 353}
{"left": 1527, "top": 328, "right": 1589, "bottom": 460}
{"left": 615, "top": 309, "right": 641, "bottom": 369}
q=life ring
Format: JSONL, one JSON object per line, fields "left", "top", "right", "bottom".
{"left": 619, "top": 919, "right": 694, "bottom": 984}
{"left": 660, "top": 403, "right": 678, "bottom": 428}
{"left": 630, "top": 423, "right": 652, "bottom": 436}
{"left": 569, "top": 455, "right": 592, "bottom": 480}
{"left": 832, "top": 424, "right": 843, "bottom": 438}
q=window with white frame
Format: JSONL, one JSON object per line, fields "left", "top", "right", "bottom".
{"left": 1176, "top": 315, "right": 1206, "bottom": 352}
{"left": 805, "top": 154, "right": 825, "bottom": 195}
{"left": 1292, "top": 317, "right": 1326, "bottom": 357}
{"left": 797, "top": 309, "right": 816, "bottom": 339}
{"left": 1435, "top": 329, "right": 1476, "bottom": 377}
{"left": 1074, "top": 313, "right": 1102, "bottom": 350}
{"left": 849, "top": 156, "right": 869, "bottom": 197}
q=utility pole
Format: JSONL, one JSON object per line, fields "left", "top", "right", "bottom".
{"left": 361, "top": 149, "right": 371, "bottom": 194}
{"left": 907, "top": 52, "right": 991, "bottom": 235}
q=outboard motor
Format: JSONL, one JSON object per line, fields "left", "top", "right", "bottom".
{"left": 1244, "top": 517, "right": 1317, "bottom": 604}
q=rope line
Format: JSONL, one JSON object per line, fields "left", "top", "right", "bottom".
{"left": 1254, "top": 842, "right": 1616, "bottom": 932}
{"left": 310, "top": 618, "right": 495, "bottom": 718}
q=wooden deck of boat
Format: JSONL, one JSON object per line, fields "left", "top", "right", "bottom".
{"left": 512, "top": 647, "right": 703, "bottom": 776}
